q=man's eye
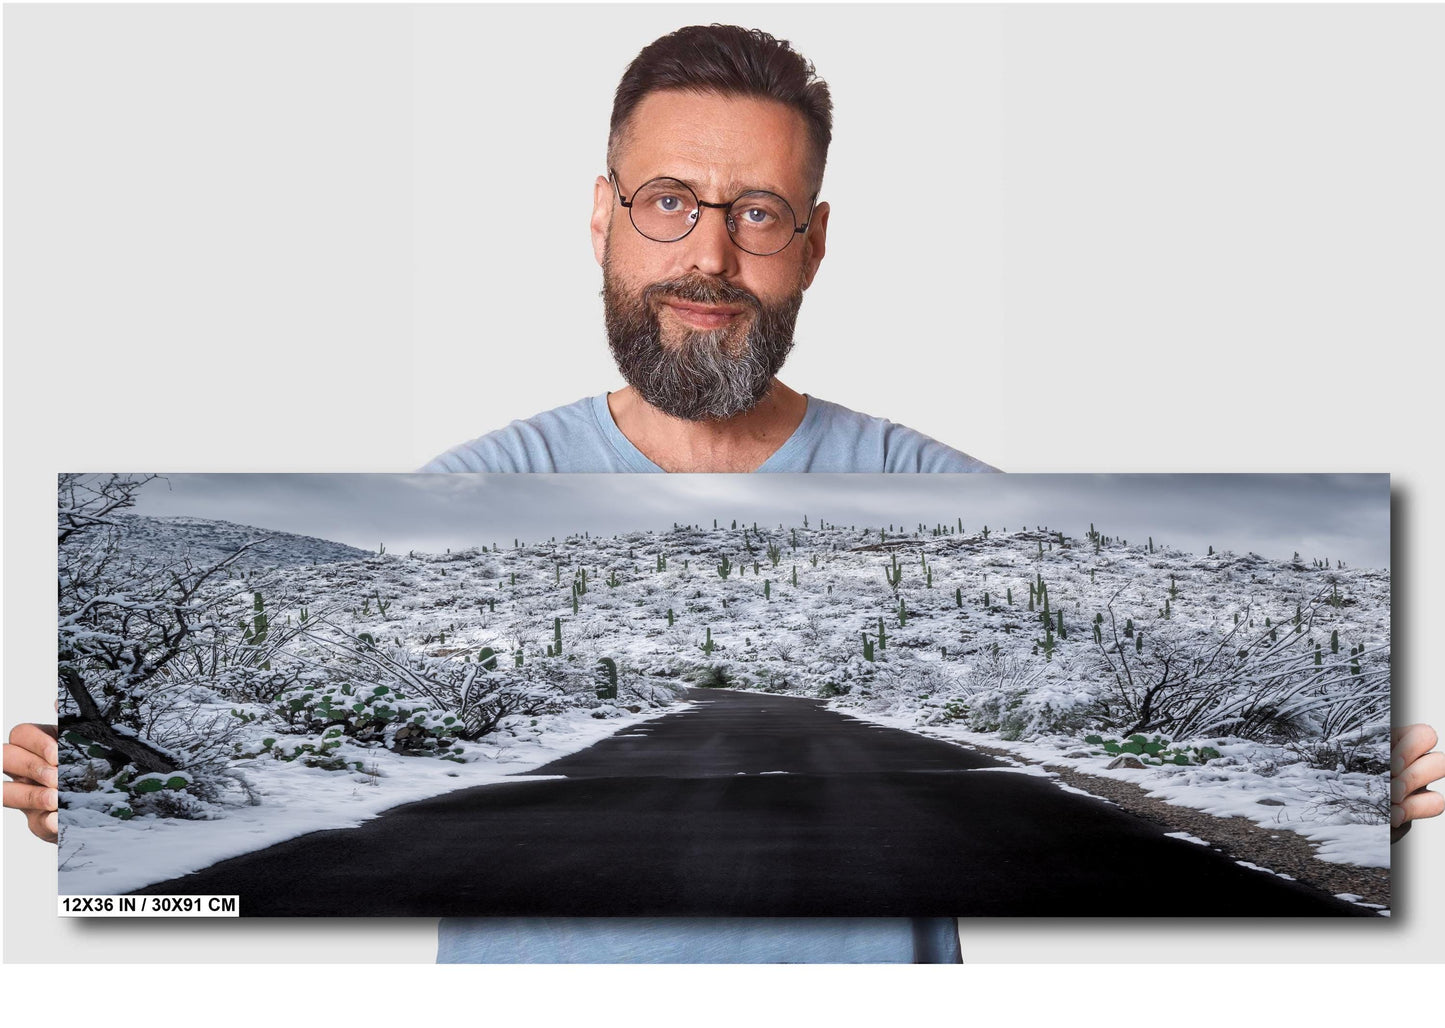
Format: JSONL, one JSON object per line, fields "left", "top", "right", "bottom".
{"left": 655, "top": 195, "right": 684, "bottom": 212}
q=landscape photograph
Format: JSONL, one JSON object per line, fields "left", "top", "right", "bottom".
{"left": 56, "top": 472, "right": 1391, "bottom": 917}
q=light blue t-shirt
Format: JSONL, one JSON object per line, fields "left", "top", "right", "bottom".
{"left": 423, "top": 392, "right": 997, "bottom": 962}
{"left": 422, "top": 392, "right": 997, "bottom": 474}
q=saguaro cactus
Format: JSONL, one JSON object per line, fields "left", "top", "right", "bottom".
{"left": 595, "top": 657, "right": 619, "bottom": 699}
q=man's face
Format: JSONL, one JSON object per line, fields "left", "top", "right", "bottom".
{"left": 591, "top": 90, "right": 830, "bottom": 421}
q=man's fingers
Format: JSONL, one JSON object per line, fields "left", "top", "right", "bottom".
{"left": 2, "top": 780, "right": 58, "bottom": 815}
{"left": 25, "top": 808, "right": 58, "bottom": 844}
{"left": 3, "top": 741, "right": 59, "bottom": 789}
{"left": 1393, "top": 790, "right": 1445, "bottom": 828}
{"left": 1390, "top": 724, "right": 1439, "bottom": 774}
{"left": 6, "top": 723, "right": 59, "bottom": 767}
{"left": 1390, "top": 750, "right": 1445, "bottom": 803}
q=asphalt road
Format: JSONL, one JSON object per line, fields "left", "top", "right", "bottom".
{"left": 131, "top": 689, "right": 1377, "bottom": 916}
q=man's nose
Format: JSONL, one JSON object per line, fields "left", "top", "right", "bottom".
{"left": 678, "top": 204, "right": 740, "bottom": 278}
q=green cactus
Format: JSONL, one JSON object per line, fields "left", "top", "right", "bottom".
{"left": 878, "top": 616, "right": 888, "bottom": 651}
{"left": 553, "top": 616, "right": 563, "bottom": 657}
{"left": 594, "top": 657, "right": 619, "bottom": 699}
{"left": 667, "top": 607, "right": 675, "bottom": 626}
{"left": 764, "top": 579, "right": 771, "bottom": 600}
{"left": 862, "top": 632, "right": 874, "bottom": 662}
{"left": 701, "top": 626, "right": 716, "bottom": 654}
{"left": 768, "top": 541, "right": 781, "bottom": 566}
{"left": 718, "top": 553, "right": 732, "bottom": 580}
{"left": 884, "top": 552, "right": 903, "bottom": 591}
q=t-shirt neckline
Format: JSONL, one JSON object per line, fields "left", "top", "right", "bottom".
{"left": 590, "top": 391, "right": 819, "bottom": 473}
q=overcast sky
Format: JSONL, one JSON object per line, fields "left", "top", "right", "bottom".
{"left": 106, "top": 473, "right": 1391, "bottom": 570}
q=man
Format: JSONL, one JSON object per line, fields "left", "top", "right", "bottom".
{"left": 8, "top": 23, "right": 1443, "bottom": 963}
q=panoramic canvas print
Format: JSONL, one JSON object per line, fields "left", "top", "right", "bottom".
{"left": 56, "top": 473, "right": 1391, "bottom": 917}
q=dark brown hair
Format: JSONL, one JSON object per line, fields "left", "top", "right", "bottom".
{"left": 608, "top": 24, "right": 833, "bottom": 191}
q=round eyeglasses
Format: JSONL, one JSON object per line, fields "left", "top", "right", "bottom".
{"left": 610, "top": 169, "right": 817, "bottom": 257}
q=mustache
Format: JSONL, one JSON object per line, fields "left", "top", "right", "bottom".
{"left": 642, "top": 275, "right": 763, "bottom": 314}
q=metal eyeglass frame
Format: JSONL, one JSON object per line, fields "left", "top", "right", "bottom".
{"left": 609, "top": 168, "right": 818, "bottom": 257}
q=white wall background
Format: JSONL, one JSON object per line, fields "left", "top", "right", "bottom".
{"left": 5, "top": 3, "right": 1442, "bottom": 972}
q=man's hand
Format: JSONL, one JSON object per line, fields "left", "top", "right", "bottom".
{"left": 3, "top": 723, "right": 59, "bottom": 844}
{"left": 1391, "top": 723, "right": 1444, "bottom": 843}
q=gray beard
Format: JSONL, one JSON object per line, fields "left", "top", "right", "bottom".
{"left": 602, "top": 258, "right": 804, "bottom": 422}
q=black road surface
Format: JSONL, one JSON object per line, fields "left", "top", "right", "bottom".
{"left": 130, "top": 689, "right": 1378, "bottom": 916}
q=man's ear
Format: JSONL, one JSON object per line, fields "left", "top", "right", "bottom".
{"left": 800, "top": 200, "right": 829, "bottom": 291}
{"left": 591, "top": 175, "right": 613, "bottom": 267}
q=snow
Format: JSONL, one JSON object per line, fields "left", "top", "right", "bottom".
{"left": 1164, "top": 831, "right": 1210, "bottom": 846}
